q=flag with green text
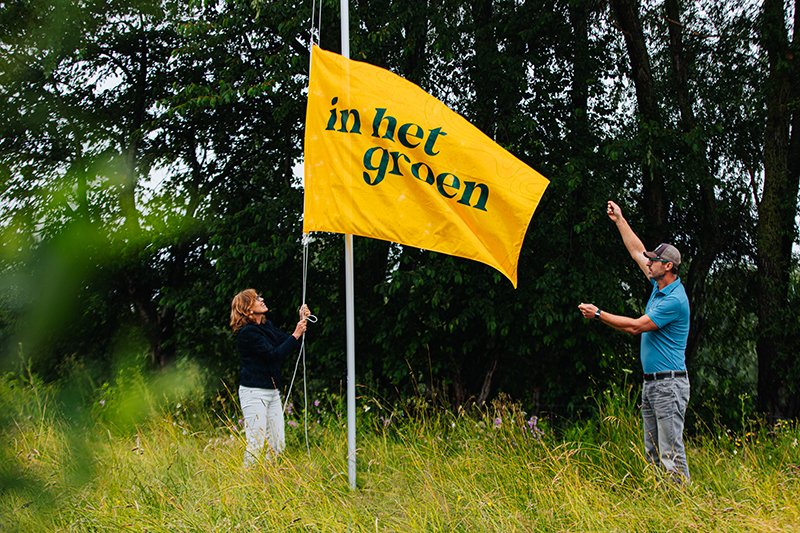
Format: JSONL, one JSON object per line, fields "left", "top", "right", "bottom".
{"left": 303, "top": 45, "right": 549, "bottom": 287}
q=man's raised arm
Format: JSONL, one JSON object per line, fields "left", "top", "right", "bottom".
{"left": 607, "top": 200, "right": 649, "bottom": 278}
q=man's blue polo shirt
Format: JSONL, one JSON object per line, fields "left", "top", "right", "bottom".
{"left": 641, "top": 277, "right": 690, "bottom": 373}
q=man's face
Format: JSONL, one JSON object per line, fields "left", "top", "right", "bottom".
{"left": 647, "top": 258, "right": 670, "bottom": 280}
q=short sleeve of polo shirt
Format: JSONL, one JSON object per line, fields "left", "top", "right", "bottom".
{"left": 646, "top": 282, "right": 682, "bottom": 329}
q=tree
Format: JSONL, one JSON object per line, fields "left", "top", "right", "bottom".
{"left": 756, "top": 0, "right": 800, "bottom": 418}
{"left": 0, "top": 0, "right": 313, "bottom": 375}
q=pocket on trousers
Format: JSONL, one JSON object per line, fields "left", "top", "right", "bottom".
{"left": 653, "top": 381, "right": 679, "bottom": 420}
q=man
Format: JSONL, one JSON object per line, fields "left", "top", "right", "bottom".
{"left": 578, "top": 200, "right": 690, "bottom": 483}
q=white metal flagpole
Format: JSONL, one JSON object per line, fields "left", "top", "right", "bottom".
{"left": 340, "top": 0, "right": 357, "bottom": 491}
{"left": 345, "top": 234, "right": 356, "bottom": 491}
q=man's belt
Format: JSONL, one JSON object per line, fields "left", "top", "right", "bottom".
{"left": 643, "top": 370, "right": 687, "bottom": 381}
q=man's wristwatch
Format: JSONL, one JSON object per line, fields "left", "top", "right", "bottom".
{"left": 594, "top": 309, "right": 602, "bottom": 320}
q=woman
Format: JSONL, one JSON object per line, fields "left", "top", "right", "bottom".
{"left": 230, "top": 288, "right": 310, "bottom": 467}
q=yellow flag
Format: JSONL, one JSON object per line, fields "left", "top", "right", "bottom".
{"left": 303, "top": 45, "right": 549, "bottom": 287}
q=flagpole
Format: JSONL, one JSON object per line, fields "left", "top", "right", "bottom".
{"left": 340, "top": 0, "right": 357, "bottom": 491}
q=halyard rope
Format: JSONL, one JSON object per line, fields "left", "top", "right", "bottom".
{"left": 283, "top": 0, "right": 322, "bottom": 455}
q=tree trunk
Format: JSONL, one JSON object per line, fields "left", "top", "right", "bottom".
{"left": 477, "top": 354, "right": 499, "bottom": 405}
{"left": 756, "top": 0, "right": 799, "bottom": 418}
{"left": 120, "top": 35, "right": 149, "bottom": 233}
{"left": 788, "top": 0, "right": 800, "bottom": 211}
{"left": 664, "top": 0, "right": 719, "bottom": 368}
{"left": 610, "top": 0, "right": 667, "bottom": 244}
{"left": 452, "top": 365, "right": 466, "bottom": 407}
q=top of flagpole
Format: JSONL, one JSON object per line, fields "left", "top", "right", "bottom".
{"left": 340, "top": 0, "right": 349, "bottom": 59}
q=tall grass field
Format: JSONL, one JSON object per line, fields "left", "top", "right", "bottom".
{"left": 1, "top": 365, "right": 799, "bottom": 531}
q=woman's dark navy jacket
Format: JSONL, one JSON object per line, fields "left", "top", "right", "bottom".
{"left": 237, "top": 321, "right": 300, "bottom": 389}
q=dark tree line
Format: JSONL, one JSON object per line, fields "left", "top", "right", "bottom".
{"left": 1, "top": 0, "right": 798, "bottom": 424}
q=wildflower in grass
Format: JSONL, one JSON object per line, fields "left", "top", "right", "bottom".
{"left": 288, "top": 420, "right": 298, "bottom": 428}
{"left": 494, "top": 417, "right": 502, "bottom": 428}
{"left": 286, "top": 402, "right": 294, "bottom": 415}
{"left": 314, "top": 400, "right": 320, "bottom": 407}
{"left": 526, "top": 416, "right": 544, "bottom": 439}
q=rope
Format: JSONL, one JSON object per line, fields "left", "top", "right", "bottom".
{"left": 310, "top": 0, "right": 321, "bottom": 47}
{"left": 283, "top": 233, "right": 317, "bottom": 455}
{"left": 282, "top": 0, "right": 322, "bottom": 455}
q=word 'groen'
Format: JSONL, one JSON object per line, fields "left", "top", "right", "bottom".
{"left": 325, "top": 97, "right": 489, "bottom": 212}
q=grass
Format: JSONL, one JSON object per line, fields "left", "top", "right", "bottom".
{"left": 1, "top": 371, "right": 799, "bottom": 531}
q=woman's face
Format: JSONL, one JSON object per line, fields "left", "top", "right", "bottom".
{"left": 251, "top": 294, "right": 268, "bottom": 316}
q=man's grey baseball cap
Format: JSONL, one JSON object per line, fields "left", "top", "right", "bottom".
{"left": 643, "top": 243, "right": 681, "bottom": 266}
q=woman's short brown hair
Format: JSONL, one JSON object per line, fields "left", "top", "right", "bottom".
{"left": 230, "top": 288, "right": 259, "bottom": 332}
